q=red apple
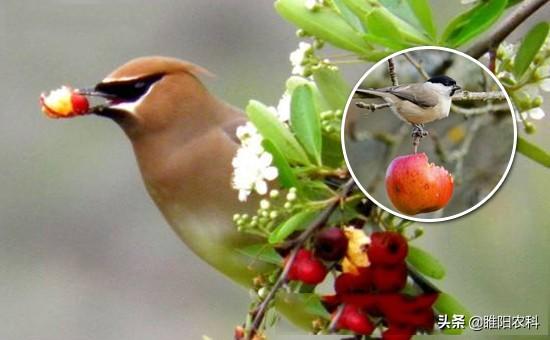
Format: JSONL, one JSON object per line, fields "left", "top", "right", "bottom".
{"left": 385, "top": 153, "right": 453, "bottom": 215}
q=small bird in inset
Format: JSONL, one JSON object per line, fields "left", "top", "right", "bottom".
{"left": 356, "top": 75, "right": 461, "bottom": 145}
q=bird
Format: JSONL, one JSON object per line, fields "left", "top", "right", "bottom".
{"left": 356, "top": 75, "right": 461, "bottom": 139}
{"left": 53, "top": 56, "right": 315, "bottom": 327}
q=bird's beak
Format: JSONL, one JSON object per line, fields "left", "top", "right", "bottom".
{"left": 75, "top": 87, "right": 127, "bottom": 119}
{"left": 451, "top": 84, "right": 461, "bottom": 96}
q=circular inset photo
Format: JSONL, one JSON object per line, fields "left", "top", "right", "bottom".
{"left": 342, "top": 47, "right": 516, "bottom": 222}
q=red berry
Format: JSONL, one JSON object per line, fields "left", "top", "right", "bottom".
{"left": 337, "top": 305, "right": 375, "bottom": 335}
{"left": 340, "top": 294, "right": 378, "bottom": 314}
{"left": 372, "top": 263, "right": 407, "bottom": 293}
{"left": 287, "top": 249, "right": 327, "bottom": 285}
{"left": 70, "top": 92, "right": 90, "bottom": 114}
{"left": 367, "top": 232, "right": 408, "bottom": 265}
{"left": 385, "top": 153, "right": 453, "bottom": 215}
{"left": 335, "top": 267, "right": 373, "bottom": 294}
{"left": 314, "top": 227, "right": 348, "bottom": 261}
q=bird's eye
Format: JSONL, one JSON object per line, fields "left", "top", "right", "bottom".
{"left": 95, "top": 73, "right": 164, "bottom": 102}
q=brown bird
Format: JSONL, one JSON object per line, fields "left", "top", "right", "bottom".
{"left": 59, "top": 56, "right": 312, "bottom": 326}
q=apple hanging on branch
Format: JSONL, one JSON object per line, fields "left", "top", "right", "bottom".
{"left": 385, "top": 153, "right": 454, "bottom": 216}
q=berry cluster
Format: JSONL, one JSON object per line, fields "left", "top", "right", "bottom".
{"left": 285, "top": 230, "right": 438, "bottom": 339}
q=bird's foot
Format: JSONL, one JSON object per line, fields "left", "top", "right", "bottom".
{"left": 411, "top": 124, "right": 428, "bottom": 138}
{"left": 411, "top": 124, "right": 428, "bottom": 153}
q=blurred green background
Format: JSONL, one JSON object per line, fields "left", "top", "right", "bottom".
{"left": 0, "top": 1, "right": 547, "bottom": 339}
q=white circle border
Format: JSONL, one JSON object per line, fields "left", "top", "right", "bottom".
{"left": 340, "top": 46, "right": 518, "bottom": 223}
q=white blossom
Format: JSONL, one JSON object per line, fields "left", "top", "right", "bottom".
{"left": 276, "top": 92, "right": 291, "bottom": 122}
{"left": 290, "top": 42, "right": 311, "bottom": 75}
{"left": 525, "top": 107, "right": 545, "bottom": 120}
{"left": 232, "top": 123, "right": 278, "bottom": 201}
{"left": 539, "top": 78, "right": 550, "bottom": 92}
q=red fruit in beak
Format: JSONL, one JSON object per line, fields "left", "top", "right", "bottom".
{"left": 385, "top": 153, "right": 454, "bottom": 215}
{"left": 286, "top": 249, "right": 327, "bottom": 285}
{"left": 367, "top": 232, "right": 408, "bottom": 265}
{"left": 70, "top": 93, "right": 90, "bottom": 114}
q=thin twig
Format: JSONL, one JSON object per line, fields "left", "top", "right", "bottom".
{"left": 452, "top": 91, "right": 506, "bottom": 101}
{"left": 246, "top": 178, "right": 356, "bottom": 339}
{"left": 466, "top": 0, "right": 549, "bottom": 59}
{"left": 327, "top": 304, "right": 345, "bottom": 333}
{"left": 388, "top": 58, "right": 398, "bottom": 86}
{"left": 403, "top": 53, "right": 430, "bottom": 80}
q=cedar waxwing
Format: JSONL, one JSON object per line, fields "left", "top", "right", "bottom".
{"left": 61, "top": 56, "right": 313, "bottom": 327}
{"left": 84, "top": 56, "right": 271, "bottom": 283}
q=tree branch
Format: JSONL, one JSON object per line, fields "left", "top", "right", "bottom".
{"left": 466, "top": 0, "right": 549, "bottom": 59}
{"left": 451, "top": 102, "right": 510, "bottom": 115}
{"left": 388, "top": 58, "right": 398, "bottom": 86}
{"left": 403, "top": 53, "right": 430, "bottom": 80}
{"left": 452, "top": 91, "right": 506, "bottom": 101}
{"left": 356, "top": 101, "right": 391, "bottom": 111}
{"left": 246, "top": 178, "right": 356, "bottom": 339}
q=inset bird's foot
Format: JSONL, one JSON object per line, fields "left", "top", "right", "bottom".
{"left": 411, "top": 124, "right": 428, "bottom": 138}
{"left": 411, "top": 124, "right": 428, "bottom": 153}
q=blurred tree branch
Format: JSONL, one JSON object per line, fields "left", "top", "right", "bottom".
{"left": 466, "top": 0, "right": 549, "bottom": 59}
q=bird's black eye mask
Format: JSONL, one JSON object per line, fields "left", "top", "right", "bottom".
{"left": 93, "top": 73, "right": 165, "bottom": 103}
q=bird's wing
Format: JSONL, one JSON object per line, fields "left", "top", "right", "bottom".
{"left": 382, "top": 84, "right": 439, "bottom": 108}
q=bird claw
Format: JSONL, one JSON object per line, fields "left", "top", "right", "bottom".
{"left": 411, "top": 125, "right": 428, "bottom": 153}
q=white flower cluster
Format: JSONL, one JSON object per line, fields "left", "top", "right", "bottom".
{"left": 232, "top": 123, "right": 278, "bottom": 202}
{"left": 290, "top": 42, "right": 312, "bottom": 75}
{"left": 271, "top": 92, "right": 291, "bottom": 122}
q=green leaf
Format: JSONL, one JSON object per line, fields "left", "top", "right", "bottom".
{"left": 434, "top": 292, "right": 472, "bottom": 335}
{"left": 246, "top": 100, "right": 310, "bottom": 165}
{"left": 291, "top": 85, "right": 323, "bottom": 165}
{"left": 514, "top": 22, "right": 550, "bottom": 78}
{"left": 407, "top": 245, "right": 446, "bottom": 280}
{"left": 312, "top": 67, "right": 350, "bottom": 111}
{"left": 332, "top": 0, "right": 365, "bottom": 32}
{"left": 262, "top": 139, "right": 299, "bottom": 188}
{"left": 344, "top": 0, "right": 431, "bottom": 45}
{"left": 275, "top": 0, "right": 373, "bottom": 55}
{"left": 269, "top": 210, "right": 318, "bottom": 244}
{"left": 441, "top": 0, "right": 507, "bottom": 47}
{"left": 407, "top": 0, "right": 436, "bottom": 39}
{"left": 322, "top": 134, "right": 344, "bottom": 168}
{"left": 364, "top": 8, "right": 406, "bottom": 48}
{"left": 517, "top": 136, "right": 550, "bottom": 168}
{"left": 237, "top": 244, "right": 283, "bottom": 265}
{"left": 286, "top": 76, "right": 331, "bottom": 112}
{"left": 301, "top": 293, "right": 331, "bottom": 318}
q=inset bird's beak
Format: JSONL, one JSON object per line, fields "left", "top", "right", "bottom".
{"left": 451, "top": 84, "right": 461, "bottom": 96}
